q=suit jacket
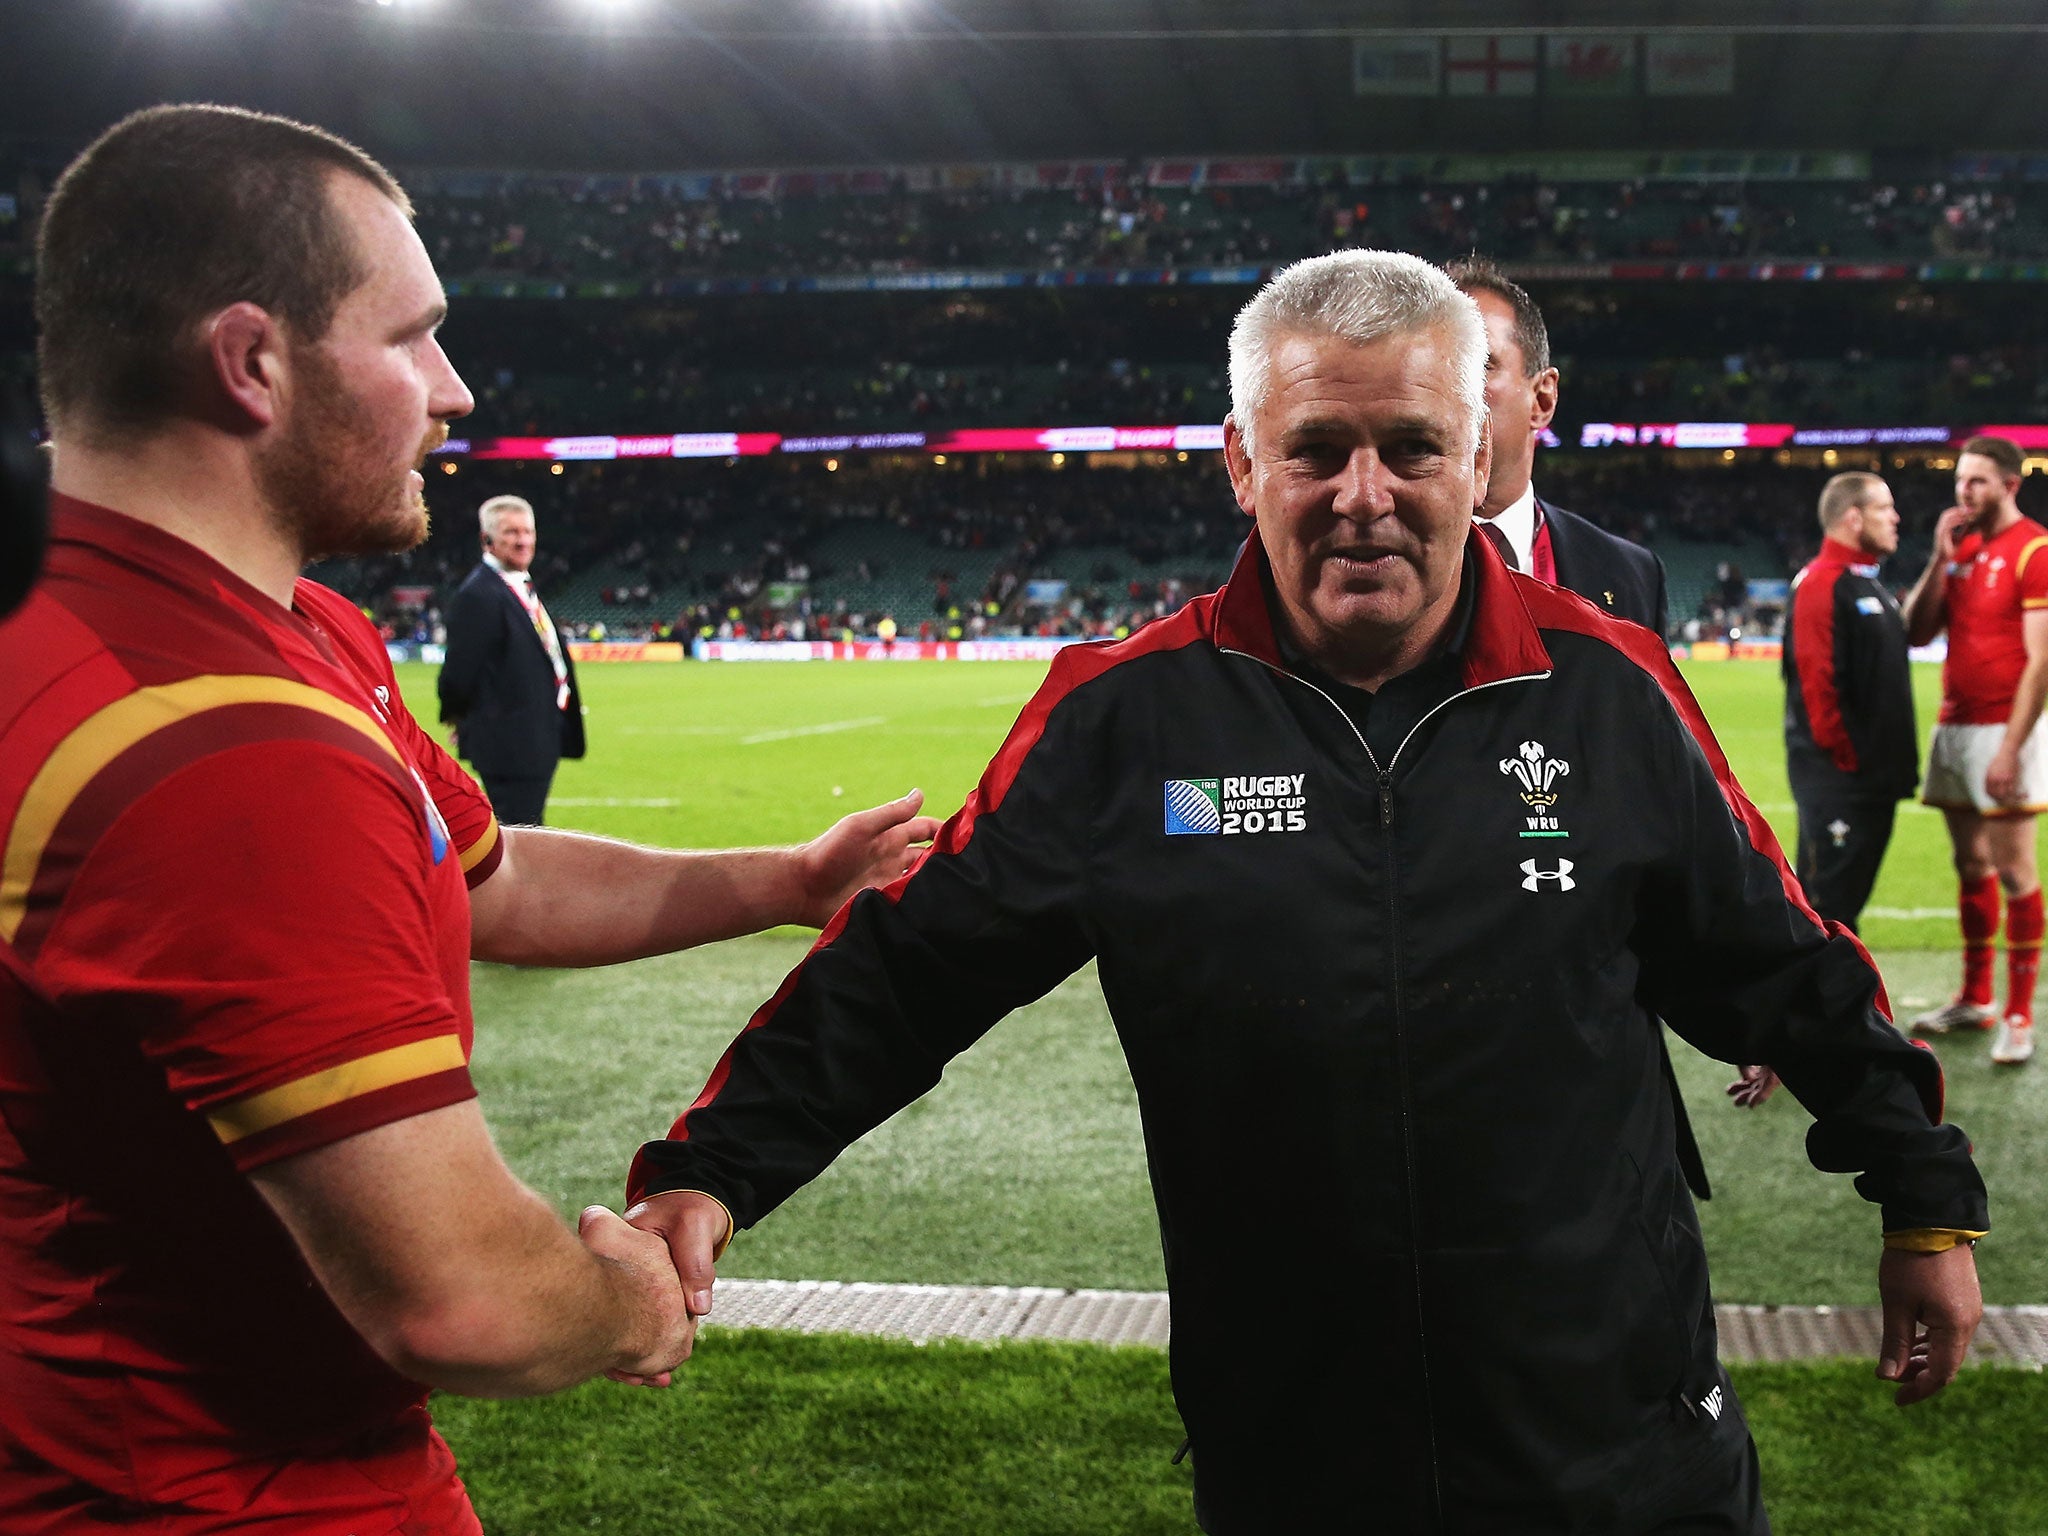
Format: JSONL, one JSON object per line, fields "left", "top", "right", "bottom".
{"left": 437, "top": 561, "right": 585, "bottom": 777}
{"left": 1539, "top": 497, "right": 1670, "bottom": 638}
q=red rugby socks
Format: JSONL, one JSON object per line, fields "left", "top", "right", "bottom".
{"left": 1960, "top": 875, "right": 2002, "bottom": 1008}
{"left": 2006, "top": 886, "right": 2044, "bottom": 1024}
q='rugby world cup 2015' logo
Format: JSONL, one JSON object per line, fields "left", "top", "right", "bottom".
{"left": 1164, "top": 775, "right": 1309, "bottom": 836}
{"left": 1164, "top": 778, "right": 1223, "bottom": 836}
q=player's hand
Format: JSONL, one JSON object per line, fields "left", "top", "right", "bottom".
{"left": 446, "top": 725, "right": 460, "bottom": 753}
{"left": 1986, "top": 743, "right": 2023, "bottom": 805}
{"left": 1726, "top": 1064, "right": 1780, "bottom": 1108}
{"left": 793, "top": 789, "right": 943, "bottom": 927}
{"left": 1931, "top": 506, "right": 1970, "bottom": 565}
{"left": 615, "top": 1191, "right": 729, "bottom": 1385}
{"left": 1876, "top": 1244, "right": 1982, "bottom": 1406}
{"left": 577, "top": 1204, "right": 698, "bottom": 1387}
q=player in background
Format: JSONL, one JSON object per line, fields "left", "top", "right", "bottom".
{"left": 1783, "top": 472, "right": 1919, "bottom": 931}
{"left": 1903, "top": 435, "right": 2048, "bottom": 1065}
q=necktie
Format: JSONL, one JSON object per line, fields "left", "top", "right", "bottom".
{"left": 1476, "top": 520, "right": 1520, "bottom": 573}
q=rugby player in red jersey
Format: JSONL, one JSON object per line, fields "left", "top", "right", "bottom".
{"left": 1903, "top": 434, "right": 2048, "bottom": 1065}
{"left": 0, "top": 105, "right": 934, "bottom": 1534}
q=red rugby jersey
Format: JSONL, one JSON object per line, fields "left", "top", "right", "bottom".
{"left": 0, "top": 496, "right": 501, "bottom": 1534}
{"left": 1940, "top": 513, "right": 2048, "bottom": 725}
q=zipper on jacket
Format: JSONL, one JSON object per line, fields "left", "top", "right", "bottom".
{"left": 1220, "top": 645, "right": 1549, "bottom": 1529}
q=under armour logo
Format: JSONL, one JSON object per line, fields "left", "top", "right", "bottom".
{"left": 1520, "top": 858, "right": 1576, "bottom": 892}
{"left": 1828, "top": 818, "right": 1850, "bottom": 847}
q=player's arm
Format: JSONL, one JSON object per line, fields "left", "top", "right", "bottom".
{"left": 1901, "top": 507, "right": 1965, "bottom": 647}
{"left": 250, "top": 1099, "right": 695, "bottom": 1397}
{"left": 466, "top": 790, "right": 941, "bottom": 965}
{"left": 1986, "top": 606, "right": 2048, "bottom": 804}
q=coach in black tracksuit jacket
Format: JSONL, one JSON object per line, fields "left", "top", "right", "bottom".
{"left": 1783, "top": 479, "right": 1918, "bottom": 933}
{"left": 633, "top": 531, "right": 1984, "bottom": 1532}
{"left": 631, "top": 265, "right": 1984, "bottom": 1531}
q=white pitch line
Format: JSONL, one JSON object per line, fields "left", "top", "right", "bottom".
{"left": 614, "top": 726, "right": 743, "bottom": 736}
{"left": 552, "top": 797, "right": 683, "bottom": 807}
{"left": 1863, "top": 906, "right": 1961, "bottom": 920}
{"left": 740, "top": 716, "right": 888, "bottom": 745}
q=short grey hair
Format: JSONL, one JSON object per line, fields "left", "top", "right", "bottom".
{"left": 1228, "top": 249, "right": 1488, "bottom": 455}
{"left": 479, "top": 494, "right": 534, "bottom": 538}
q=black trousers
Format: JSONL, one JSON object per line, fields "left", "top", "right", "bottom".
{"left": 479, "top": 763, "right": 557, "bottom": 827}
{"left": 1793, "top": 790, "right": 1898, "bottom": 933}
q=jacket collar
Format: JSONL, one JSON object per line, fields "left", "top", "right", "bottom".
{"left": 1213, "top": 523, "right": 1552, "bottom": 689}
{"left": 1813, "top": 534, "right": 1882, "bottom": 579}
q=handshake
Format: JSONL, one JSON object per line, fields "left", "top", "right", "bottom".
{"left": 578, "top": 1191, "right": 733, "bottom": 1387}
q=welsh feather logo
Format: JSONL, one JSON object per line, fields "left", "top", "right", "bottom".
{"left": 1164, "top": 775, "right": 1308, "bottom": 836}
{"left": 1500, "top": 740, "right": 1571, "bottom": 838}
{"left": 1164, "top": 779, "right": 1223, "bottom": 836}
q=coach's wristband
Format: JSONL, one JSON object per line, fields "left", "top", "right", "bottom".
{"left": 1883, "top": 1228, "right": 1986, "bottom": 1253}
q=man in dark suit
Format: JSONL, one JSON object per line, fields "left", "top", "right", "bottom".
{"left": 439, "top": 493, "right": 584, "bottom": 825}
{"left": 1448, "top": 257, "right": 1711, "bottom": 1193}
{"left": 1447, "top": 257, "right": 1669, "bottom": 638}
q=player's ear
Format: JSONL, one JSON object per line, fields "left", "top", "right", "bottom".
{"left": 203, "top": 302, "right": 288, "bottom": 431}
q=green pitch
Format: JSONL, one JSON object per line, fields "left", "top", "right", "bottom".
{"left": 393, "top": 656, "right": 2046, "bottom": 1534}
{"left": 392, "top": 656, "right": 2038, "bottom": 1303}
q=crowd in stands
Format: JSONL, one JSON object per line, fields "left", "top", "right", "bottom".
{"left": 398, "top": 173, "right": 2048, "bottom": 286}
{"left": 314, "top": 454, "right": 2046, "bottom": 651}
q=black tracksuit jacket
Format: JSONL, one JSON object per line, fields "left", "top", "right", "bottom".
{"left": 1782, "top": 538, "right": 1919, "bottom": 802}
{"left": 632, "top": 530, "right": 1986, "bottom": 1533}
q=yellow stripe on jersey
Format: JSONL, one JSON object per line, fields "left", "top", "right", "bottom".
{"left": 206, "top": 1034, "right": 469, "bottom": 1144}
{"left": 2017, "top": 536, "right": 2048, "bottom": 584}
{"left": 0, "top": 675, "right": 400, "bottom": 943}
{"left": 459, "top": 815, "right": 502, "bottom": 873}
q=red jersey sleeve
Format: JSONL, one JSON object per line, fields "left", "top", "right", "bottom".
{"left": 2017, "top": 532, "right": 2048, "bottom": 611}
{"left": 296, "top": 581, "right": 504, "bottom": 887}
{"left": 32, "top": 737, "right": 478, "bottom": 1171}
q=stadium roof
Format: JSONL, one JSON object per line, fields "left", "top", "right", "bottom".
{"left": 3, "top": 0, "right": 2046, "bottom": 171}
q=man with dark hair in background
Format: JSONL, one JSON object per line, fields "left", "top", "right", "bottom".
{"left": 1447, "top": 256, "right": 1669, "bottom": 636}
{"left": 1784, "top": 471, "right": 1918, "bottom": 932}
{"left": 440, "top": 492, "right": 583, "bottom": 826}
{"left": 0, "top": 103, "right": 934, "bottom": 1534}
{"left": 1904, "top": 434, "right": 2048, "bottom": 1065}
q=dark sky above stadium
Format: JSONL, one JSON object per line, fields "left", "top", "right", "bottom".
{"left": 3, "top": 0, "right": 2047, "bottom": 170}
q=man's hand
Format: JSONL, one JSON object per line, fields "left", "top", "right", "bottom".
{"left": 1931, "top": 505, "right": 1971, "bottom": 567}
{"left": 615, "top": 1189, "right": 733, "bottom": 1386}
{"left": 1987, "top": 742, "right": 2023, "bottom": 805}
{"left": 446, "top": 724, "right": 460, "bottom": 754}
{"left": 793, "top": 789, "right": 943, "bottom": 927}
{"left": 1876, "top": 1244, "right": 1983, "bottom": 1406}
{"left": 577, "top": 1205, "right": 698, "bottom": 1387}
{"left": 1726, "top": 1064, "right": 1780, "bottom": 1108}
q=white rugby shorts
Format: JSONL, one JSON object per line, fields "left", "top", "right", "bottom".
{"left": 1923, "top": 721, "right": 2048, "bottom": 816}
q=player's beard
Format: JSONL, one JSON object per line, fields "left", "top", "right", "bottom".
{"left": 254, "top": 346, "right": 446, "bottom": 562}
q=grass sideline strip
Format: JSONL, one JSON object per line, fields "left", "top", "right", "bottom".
{"left": 435, "top": 1333, "right": 2048, "bottom": 1536}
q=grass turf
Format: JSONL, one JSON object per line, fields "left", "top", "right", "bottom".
{"left": 392, "top": 655, "right": 2042, "bottom": 1304}
{"left": 430, "top": 1334, "right": 2048, "bottom": 1536}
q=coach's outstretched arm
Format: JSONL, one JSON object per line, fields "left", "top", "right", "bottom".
{"left": 467, "top": 791, "right": 942, "bottom": 966}
{"left": 252, "top": 1101, "right": 697, "bottom": 1397}
{"left": 621, "top": 666, "right": 1099, "bottom": 1304}
{"left": 1628, "top": 667, "right": 1988, "bottom": 1404}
